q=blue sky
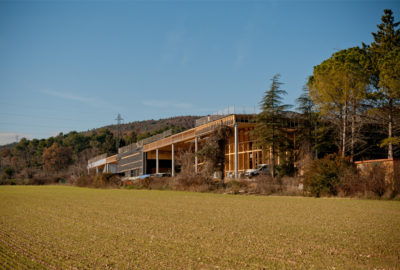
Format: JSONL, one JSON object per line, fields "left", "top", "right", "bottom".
{"left": 0, "top": 0, "right": 399, "bottom": 145}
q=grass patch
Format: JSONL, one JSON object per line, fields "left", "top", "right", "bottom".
{"left": 0, "top": 186, "right": 399, "bottom": 269}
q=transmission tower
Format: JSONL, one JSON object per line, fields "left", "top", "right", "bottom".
{"left": 115, "top": 113, "right": 123, "bottom": 150}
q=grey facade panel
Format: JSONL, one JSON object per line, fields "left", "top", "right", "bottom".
{"left": 118, "top": 147, "right": 144, "bottom": 174}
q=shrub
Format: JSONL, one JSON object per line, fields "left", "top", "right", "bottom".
{"left": 126, "top": 177, "right": 173, "bottom": 190}
{"left": 76, "top": 175, "right": 93, "bottom": 187}
{"left": 76, "top": 173, "right": 121, "bottom": 188}
{"left": 92, "top": 173, "right": 121, "bottom": 188}
{"left": 337, "top": 172, "right": 364, "bottom": 197}
{"left": 0, "top": 178, "right": 18, "bottom": 185}
{"left": 304, "top": 154, "right": 354, "bottom": 197}
{"left": 28, "top": 171, "right": 55, "bottom": 185}
{"left": 280, "top": 176, "right": 303, "bottom": 195}
{"left": 362, "top": 164, "right": 389, "bottom": 197}
{"left": 176, "top": 151, "right": 196, "bottom": 187}
{"left": 244, "top": 175, "right": 302, "bottom": 195}
{"left": 276, "top": 158, "right": 296, "bottom": 178}
{"left": 175, "top": 151, "right": 217, "bottom": 191}
{"left": 254, "top": 175, "right": 282, "bottom": 195}
{"left": 225, "top": 180, "right": 250, "bottom": 194}
{"left": 196, "top": 126, "right": 231, "bottom": 182}
{"left": 338, "top": 161, "right": 392, "bottom": 198}
{"left": 147, "top": 177, "right": 174, "bottom": 190}
{"left": 3, "top": 168, "right": 14, "bottom": 179}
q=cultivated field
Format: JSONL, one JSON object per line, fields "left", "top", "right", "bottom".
{"left": 0, "top": 186, "right": 399, "bottom": 269}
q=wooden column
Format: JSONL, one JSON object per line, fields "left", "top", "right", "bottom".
{"left": 195, "top": 137, "right": 198, "bottom": 173}
{"left": 234, "top": 123, "right": 238, "bottom": 179}
{"left": 156, "top": 149, "right": 159, "bottom": 174}
{"left": 171, "top": 144, "right": 175, "bottom": 177}
{"left": 228, "top": 143, "right": 231, "bottom": 173}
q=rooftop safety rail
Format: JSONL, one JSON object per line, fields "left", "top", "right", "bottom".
{"left": 118, "top": 129, "right": 173, "bottom": 154}
{"left": 140, "top": 129, "right": 172, "bottom": 145}
{"left": 195, "top": 115, "right": 226, "bottom": 127}
{"left": 118, "top": 142, "right": 140, "bottom": 154}
{"left": 195, "top": 115, "right": 236, "bottom": 137}
{"left": 195, "top": 106, "right": 259, "bottom": 127}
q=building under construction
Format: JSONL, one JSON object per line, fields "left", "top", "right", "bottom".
{"left": 87, "top": 113, "right": 295, "bottom": 179}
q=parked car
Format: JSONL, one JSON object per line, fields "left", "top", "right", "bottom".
{"left": 244, "top": 164, "right": 270, "bottom": 178}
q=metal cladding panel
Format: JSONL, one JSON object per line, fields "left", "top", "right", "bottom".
{"left": 103, "top": 164, "right": 118, "bottom": 174}
{"left": 117, "top": 147, "right": 144, "bottom": 173}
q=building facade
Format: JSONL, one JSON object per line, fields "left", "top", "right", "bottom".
{"left": 88, "top": 114, "right": 282, "bottom": 179}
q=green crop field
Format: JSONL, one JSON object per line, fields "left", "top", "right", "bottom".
{"left": 0, "top": 186, "right": 399, "bottom": 269}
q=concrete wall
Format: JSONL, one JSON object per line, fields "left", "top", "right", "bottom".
{"left": 356, "top": 159, "right": 400, "bottom": 192}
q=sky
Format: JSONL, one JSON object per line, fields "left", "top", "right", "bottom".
{"left": 0, "top": 0, "right": 399, "bottom": 145}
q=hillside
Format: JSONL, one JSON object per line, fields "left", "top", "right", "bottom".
{"left": 0, "top": 142, "right": 17, "bottom": 150}
{"left": 0, "top": 116, "right": 201, "bottom": 149}
{"left": 85, "top": 115, "right": 201, "bottom": 136}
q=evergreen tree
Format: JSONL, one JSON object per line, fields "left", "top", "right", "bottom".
{"left": 370, "top": 9, "right": 400, "bottom": 158}
{"left": 255, "top": 74, "right": 292, "bottom": 177}
{"left": 13, "top": 138, "right": 30, "bottom": 169}
{"left": 309, "top": 47, "right": 370, "bottom": 160}
{"left": 295, "top": 84, "right": 316, "bottom": 160}
{"left": 93, "top": 129, "right": 117, "bottom": 155}
{"left": 64, "top": 131, "right": 91, "bottom": 154}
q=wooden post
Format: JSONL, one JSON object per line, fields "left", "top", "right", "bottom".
{"left": 195, "top": 137, "right": 198, "bottom": 173}
{"left": 171, "top": 144, "right": 175, "bottom": 177}
{"left": 156, "top": 149, "right": 159, "bottom": 174}
{"left": 234, "top": 123, "right": 238, "bottom": 179}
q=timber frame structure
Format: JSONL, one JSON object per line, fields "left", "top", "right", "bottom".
{"left": 88, "top": 114, "right": 291, "bottom": 179}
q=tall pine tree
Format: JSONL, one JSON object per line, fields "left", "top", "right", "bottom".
{"left": 370, "top": 9, "right": 400, "bottom": 159}
{"left": 309, "top": 47, "right": 370, "bottom": 161}
{"left": 255, "top": 74, "right": 291, "bottom": 177}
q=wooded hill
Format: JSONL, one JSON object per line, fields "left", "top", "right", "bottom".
{"left": 0, "top": 115, "right": 200, "bottom": 150}
{"left": 85, "top": 115, "right": 200, "bottom": 138}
